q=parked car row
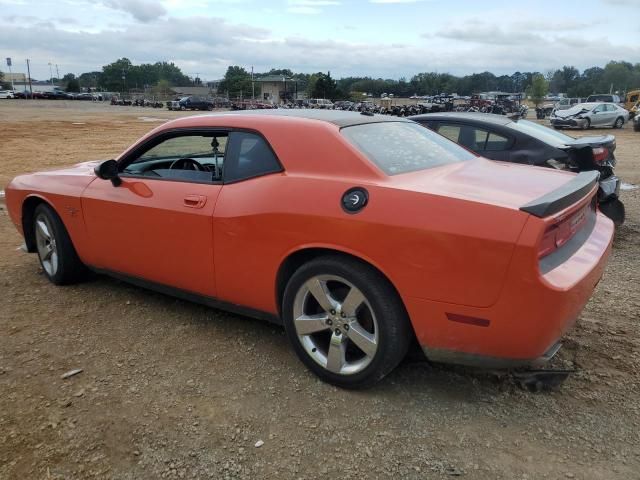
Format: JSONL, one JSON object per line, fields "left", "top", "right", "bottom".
{"left": 2, "top": 90, "right": 105, "bottom": 100}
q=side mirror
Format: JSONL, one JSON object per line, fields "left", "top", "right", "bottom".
{"left": 94, "top": 159, "right": 122, "bottom": 186}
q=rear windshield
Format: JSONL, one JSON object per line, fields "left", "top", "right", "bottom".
{"left": 341, "top": 122, "right": 475, "bottom": 175}
{"left": 507, "top": 119, "right": 575, "bottom": 147}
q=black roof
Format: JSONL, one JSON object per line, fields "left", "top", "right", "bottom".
{"left": 224, "top": 109, "right": 412, "bottom": 128}
{"left": 409, "top": 112, "right": 516, "bottom": 126}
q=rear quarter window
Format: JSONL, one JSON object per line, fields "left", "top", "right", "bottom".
{"left": 341, "top": 122, "right": 476, "bottom": 175}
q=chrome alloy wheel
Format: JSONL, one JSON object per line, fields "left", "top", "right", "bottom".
{"left": 35, "top": 213, "right": 58, "bottom": 276}
{"left": 292, "top": 275, "right": 379, "bottom": 375}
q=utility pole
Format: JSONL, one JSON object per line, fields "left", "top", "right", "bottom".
{"left": 26, "top": 59, "right": 33, "bottom": 98}
{"left": 251, "top": 66, "right": 255, "bottom": 102}
{"left": 55, "top": 64, "right": 60, "bottom": 81}
{"left": 48, "top": 62, "right": 53, "bottom": 85}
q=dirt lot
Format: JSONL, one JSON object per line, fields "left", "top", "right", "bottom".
{"left": 1, "top": 100, "right": 639, "bottom": 480}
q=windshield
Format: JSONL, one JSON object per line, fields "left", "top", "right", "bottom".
{"left": 341, "top": 121, "right": 476, "bottom": 175}
{"left": 507, "top": 119, "right": 575, "bottom": 147}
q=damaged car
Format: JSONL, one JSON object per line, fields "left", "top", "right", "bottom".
{"left": 410, "top": 112, "right": 625, "bottom": 225}
{"left": 550, "top": 102, "right": 629, "bottom": 130}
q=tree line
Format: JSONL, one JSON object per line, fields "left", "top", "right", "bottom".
{"left": 217, "top": 61, "right": 640, "bottom": 100}
{"left": 4, "top": 59, "right": 639, "bottom": 100}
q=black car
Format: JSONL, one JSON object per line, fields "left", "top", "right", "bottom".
{"left": 42, "top": 90, "right": 73, "bottom": 100}
{"left": 410, "top": 112, "right": 625, "bottom": 225}
{"left": 634, "top": 114, "right": 640, "bottom": 132}
{"left": 178, "top": 95, "right": 214, "bottom": 111}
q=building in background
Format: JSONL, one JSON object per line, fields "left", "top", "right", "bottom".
{"left": 255, "top": 76, "right": 300, "bottom": 104}
{"left": 3, "top": 72, "right": 27, "bottom": 83}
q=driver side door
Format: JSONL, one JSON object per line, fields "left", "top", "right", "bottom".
{"left": 81, "top": 130, "right": 226, "bottom": 297}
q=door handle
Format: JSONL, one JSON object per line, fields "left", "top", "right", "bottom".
{"left": 183, "top": 194, "right": 207, "bottom": 209}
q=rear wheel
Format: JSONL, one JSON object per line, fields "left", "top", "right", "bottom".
{"left": 282, "top": 256, "right": 411, "bottom": 389}
{"left": 33, "top": 204, "right": 86, "bottom": 285}
{"left": 614, "top": 117, "right": 624, "bottom": 129}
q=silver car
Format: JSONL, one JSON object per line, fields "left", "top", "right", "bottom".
{"left": 550, "top": 102, "right": 629, "bottom": 129}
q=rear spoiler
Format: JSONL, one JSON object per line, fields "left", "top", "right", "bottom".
{"left": 520, "top": 171, "right": 599, "bottom": 217}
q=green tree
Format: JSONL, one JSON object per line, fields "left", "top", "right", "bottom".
{"left": 98, "top": 58, "right": 190, "bottom": 92}
{"left": 66, "top": 78, "right": 81, "bottom": 92}
{"left": 0, "top": 69, "right": 10, "bottom": 90}
{"left": 311, "top": 72, "right": 337, "bottom": 99}
{"left": 526, "top": 74, "right": 548, "bottom": 107}
{"left": 217, "top": 66, "right": 252, "bottom": 99}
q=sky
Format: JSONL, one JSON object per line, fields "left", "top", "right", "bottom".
{"left": 0, "top": 0, "right": 638, "bottom": 82}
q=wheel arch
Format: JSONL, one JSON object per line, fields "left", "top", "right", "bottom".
{"left": 21, "top": 194, "right": 54, "bottom": 253}
{"left": 275, "top": 246, "right": 406, "bottom": 317}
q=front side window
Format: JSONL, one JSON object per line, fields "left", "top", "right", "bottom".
{"left": 123, "top": 133, "right": 228, "bottom": 183}
{"left": 341, "top": 121, "right": 475, "bottom": 176}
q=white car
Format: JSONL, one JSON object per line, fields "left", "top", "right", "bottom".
{"left": 0, "top": 90, "right": 15, "bottom": 99}
{"left": 308, "top": 98, "right": 334, "bottom": 109}
{"left": 550, "top": 102, "right": 629, "bottom": 130}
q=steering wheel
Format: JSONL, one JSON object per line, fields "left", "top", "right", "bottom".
{"left": 169, "top": 158, "right": 206, "bottom": 171}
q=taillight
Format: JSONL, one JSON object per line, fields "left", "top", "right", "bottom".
{"left": 592, "top": 146, "right": 608, "bottom": 164}
{"left": 538, "top": 202, "right": 590, "bottom": 258}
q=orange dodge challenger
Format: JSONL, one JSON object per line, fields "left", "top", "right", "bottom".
{"left": 3, "top": 110, "right": 614, "bottom": 388}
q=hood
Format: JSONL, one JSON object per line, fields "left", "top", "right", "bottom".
{"left": 26, "top": 160, "right": 105, "bottom": 179}
{"left": 553, "top": 107, "right": 589, "bottom": 119}
{"left": 390, "top": 157, "right": 576, "bottom": 211}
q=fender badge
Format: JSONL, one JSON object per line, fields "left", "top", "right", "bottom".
{"left": 64, "top": 206, "right": 79, "bottom": 217}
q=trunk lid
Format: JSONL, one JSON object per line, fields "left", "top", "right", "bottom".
{"left": 390, "top": 157, "right": 579, "bottom": 212}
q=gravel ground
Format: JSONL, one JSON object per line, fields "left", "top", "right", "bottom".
{"left": 0, "top": 100, "right": 639, "bottom": 480}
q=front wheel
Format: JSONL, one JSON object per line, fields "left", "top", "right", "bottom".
{"left": 282, "top": 256, "right": 411, "bottom": 389}
{"left": 582, "top": 118, "right": 591, "bottom": 130}
{"left": 614, "top": 117, "right": 624, "bottom": 129}
{"left": 33, "top": 204, "right": 87, "bottom": 285}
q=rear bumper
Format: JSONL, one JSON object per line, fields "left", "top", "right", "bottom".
{"left": 599, "top": 175, "right": 620, "bottom": 201}
{"left": 406, "top": 211, "right": 614, "bottom": 368}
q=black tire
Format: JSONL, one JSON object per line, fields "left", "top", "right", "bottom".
{"left": 282, "top": 255, "right": 411, "bottom": 389}
{"left": 614, "top": 117, "right": 624, "bottom": 129}
{"left": 33, "top": 203, "right": 86, "bottom": 285}
{"left": 634, "top": 123, "right": 640, "bottom": 132}
{"left": 583, "top": 118, "right": 591, "bottom": 130}
{"left": 599, "top": 198, "right": 625, "bottom": 226}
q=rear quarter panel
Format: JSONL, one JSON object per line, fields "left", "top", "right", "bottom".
{"left": 213, "top": 172, "right": 528, "bottom": 314}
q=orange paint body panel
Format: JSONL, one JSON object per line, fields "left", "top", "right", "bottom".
{"left": 4, "top": 112, "right": 614, "bottom": 367}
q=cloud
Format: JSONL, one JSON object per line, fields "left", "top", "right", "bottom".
{"left": 102, "top": 0, "right": 167, "bottom": 22}
{"left": 287, "top": 0, "right": 339, "bottom": 14}
{"left": 0, "top": 9, "right": 637, "bottom": 80}
{"left": 370, "top": 0, "right": 424, "bottom": 3}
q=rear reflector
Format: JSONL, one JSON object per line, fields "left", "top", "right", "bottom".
{"left": 446, "top": 313, "right": 490, "bottom": 327}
